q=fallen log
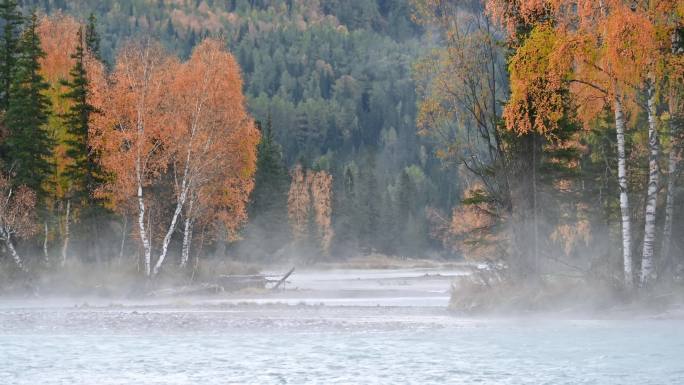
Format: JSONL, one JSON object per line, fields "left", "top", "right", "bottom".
{"left": 272, "top": 267, "right": 295, "bottom": 290}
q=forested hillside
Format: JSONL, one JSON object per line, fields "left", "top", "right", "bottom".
{"left": 1, "top": 0, "right": 456, "bottom": 276}
{"left": 2, "top": 0, "right": 683, "bottom": 302}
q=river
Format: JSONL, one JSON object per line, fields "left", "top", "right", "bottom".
{"left": 1, "top": 268, "right": 682, "bottom": 384}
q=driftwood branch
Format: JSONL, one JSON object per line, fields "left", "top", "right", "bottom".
{"left": 272, "top": 267, "right": 295, "bottom": 290}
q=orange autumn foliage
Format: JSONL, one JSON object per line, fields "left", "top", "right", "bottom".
{"left": 503, "top": 23, "right": 569, "bottom": 136}
{"left": 486, "top": 0, "right": 558, "bottom": 40}
{"left": 311, "top": 170, "right": 334, "bottom": 255}
{"left": 287, "top": 164, "right": 311, "bottom": 242}
{"left": 432, "top": 183, "right": 505, "bottom": 262}
{"left": 171, "top": 39, "right": 259, "bottom": 239}
{"left": 95, "top": 39, "right": 178, "bottom": 211}
{"left": 550, "top": 202, "right": 592, "bottom": 256}
{"left": 37, "top": 13, "right": 80, "bottom": 85}
{"left": 490, "top": 0, "right": 663, "bottom": 130}
{"left": 287, "top": 165, "right": 334, "bottom": 254}
{"left": 0, "top": 173, "right": 38, "bottom": 240}
{"left": 94, "top": 37, "right": 259, "bottom": 254}
{"left": 37, "top": 14, "right": 85, "bottom": 199}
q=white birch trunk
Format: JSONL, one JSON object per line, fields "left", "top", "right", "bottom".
{"left": 640, "top": 84, "right": 660, "bottom": 287}
{"left": 61, "top": 200, "right": 70, "bottom": 267}
{"left": 134, "top": 75, "right": 152, "bottom": 276}
{"left": 615, "top": 97, "right": 634, "bottom": 288}
{"left": 151, "top": 139, "right": 195, "bottom": 276}
{"left": 2, "top": 227, "right": 27, "bottom": 272}
{"left": 180, "top": 217, "right": 193, "bottom": 268}
{"left": 151, "top": 186, "right": 189, "bottom": 276}
{"left": 532, "top": 134, "right": 539, "bottom": 275}
{"left": 43, "top": 221, "right": 48, "bottom": 262}
{"left": 180, "top": 196, "right": 194, "bottom": 268}
{"left": 661, "top": 104, "right": 681, "bottom": 275}
{"left": 136, "top": 171, "right": 152, "bottom": 276}
{"left": 661, "top": 141, "right": 678, "bottom": 272}
{"left": 119, "top": 216, "right": 128, "bottom": 263}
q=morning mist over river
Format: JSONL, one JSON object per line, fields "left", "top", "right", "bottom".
{"left": 3, "top": 264, "right": 684, "bottom": 384}
{"left": 1, "top": 0, "right": 684, "bottom": 384}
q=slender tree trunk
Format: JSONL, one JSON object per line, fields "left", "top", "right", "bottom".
{"left": 61, "top": 199, "right": 70, "bottom": 267}
{"left": 152, "top": 187, "right": 189, "bottom": 276}
{"left": 93, "top": 221, "right": 102, "bottom": 266}
{"left": 119, "top": 216, "right": 127, "bottom": 263}
{"left": 215, "top": 223, "right": 227, "bottom": 258}
{"left": 43, "top": 221, "right": 48, "bottom": 262}
{"left": 151, "top": 143, "right": 195, "bottom": 276}
{"left": 136, "top": 178, "right": 151, "bottom": 277}
{"left": 180, "top": 217, "right": 193, "bottom": 268}
{"left": 661, "top": 96, "right": 681, "bottom": 276}
{"left": 641, "top": 83, "right": 660, "bottom": 287}
{"left": 532, "top": 134, "right": 539, "bottom": 275}
{"left": 615, "top": 97, "right": 633, "bottom": 288}
{"left": 190, "top": 224, "right": 206, "bottom": 282}
{"left": 180, "top": 196, "right": 194, "bottom": 268}
{"left": 2, "top": 228, "right": 27, "bottom": 272}
{"left": 661, "top": 140, "right": 678, "bottom": 274}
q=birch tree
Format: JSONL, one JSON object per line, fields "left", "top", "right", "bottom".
{"left": 488, "top": 0, "right": 662, "bottom": 287}
{"left": 166, "top": 39, "right": 258, "bottom": 271}
{"left": 641, "top": 81, "right": 660, "bottom": 286}
{"left": 637, "top": 0, "right": 683, "bottom": 287}
{"left": 661, "top": 92, "right": 682, "bottom": 275}
{"left": 0, "top": 173, "right": 37, "bottom": 272}
{"left": 97, "top": 39, "right": 177, "bottom": 277}
{"left": 660, "top": 5, "right": 684, "bottom": 277}
{"left": 96, "top": 38, "right": 258, "bottom": 276}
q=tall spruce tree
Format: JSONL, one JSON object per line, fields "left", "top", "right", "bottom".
{"left": 251, "top": 117, "right": 290, "bottom": 218}
{"left": 0, "top": 0, "right": 22, "bottom": 110}
{"left": 84, "top": 13, "right": 100, "bottom": 60}
{"left": 61, "top": 26, "right": 102, "bottom": 206}
{"left": 61, "top": 22, "right": 108, "bottom": 264}
{"left": 3, "top": 11, "right": 53, "bottom": 196}
{"left": 332, "top": 166, "right": 358, "bottom": 256}
{"left": 244, "top": 117, "right": 290, "bottom": 259}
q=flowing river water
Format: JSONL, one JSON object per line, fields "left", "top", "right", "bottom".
{"left": 1, "top": 268, "right": 683, "bottom": 384}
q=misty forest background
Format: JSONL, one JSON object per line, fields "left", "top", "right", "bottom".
{"left": 0, "top": 0, "right": 683, "bottom": 297}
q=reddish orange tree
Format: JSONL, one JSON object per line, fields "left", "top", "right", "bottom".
{"left": 95, "top": 38, "right": 258, "bottom": 275}
{"left": 94, "top": 39, "right": 178, "bottom": 276}
{"left": 311, "top": 170, "right": 334, "bottom": 256}
{"left": 287, "top": 165, "right": 334, "bottom": 256}
{"left": 168, "top": 39, "right": 259, "bottom": 268}
{"left": 287, "top": 164, "right": 311, "bottom": 243}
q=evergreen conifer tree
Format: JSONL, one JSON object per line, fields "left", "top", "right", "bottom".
{"left": 0, "top": 0, "right": 22, "bottom": 110}
{"left": 251, "top": 117, "right": 290, "bottom": 218}
{"left": 3, "top": 11, "right": 53, "bottom": 196}
{"left": 332, "top": 166, "right": 358, "bottom": 255}
{"left": 61, "top": 26, "right": 103, "bottom": 207}
{"left": 84, "top": 13, "right": 100, "bottom": 60}
{"left": 243, "top": 117, "right": 291, "bottom": 259}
